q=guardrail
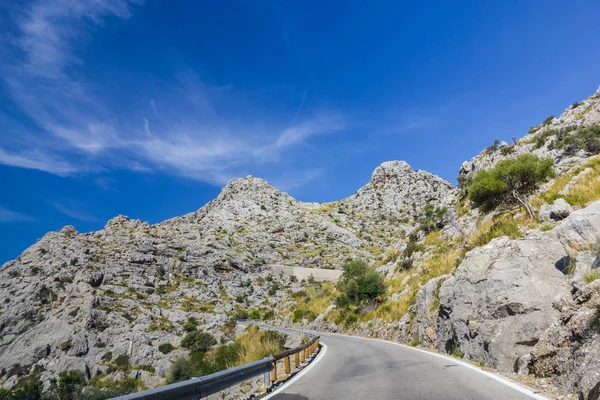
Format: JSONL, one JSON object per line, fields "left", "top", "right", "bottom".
{"left": 112, "top": 334, "right": 320, "bottom": 400}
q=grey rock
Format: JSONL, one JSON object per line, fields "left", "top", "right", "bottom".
{"left": 539, "top": 198, "right": 574, "bottom": 222}
{"left": 435, "top": 233, "right": 567, "bottom": 371}
{"left": 557, "top": 200, "right": 600, "bottom": 252}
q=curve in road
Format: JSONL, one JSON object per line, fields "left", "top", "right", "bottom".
{"left": 265, "top": 332, "right": 548, "bottom": 400}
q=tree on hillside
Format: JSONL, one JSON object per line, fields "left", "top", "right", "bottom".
{"left": 336, "top": 259, "right": 386, "bottom": 307}
{"left": 468, "top": 154, "right": 554, "bottom": 219}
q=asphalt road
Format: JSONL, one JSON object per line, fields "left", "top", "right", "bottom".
{"left": 268, "top": 333, "right": 543, "bottom": 400}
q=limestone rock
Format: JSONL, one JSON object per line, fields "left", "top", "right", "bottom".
{"left": 539, "top": 198, "right": 574, "bottom": 222}
{"left": 435, "top": 233, "right": 568, "bottom": 371}
{"left": 557, "top": 200, "right": 600, "bottom": 251}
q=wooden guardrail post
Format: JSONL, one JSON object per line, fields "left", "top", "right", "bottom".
{"left": 270, "top": 360, "right": 277, "bottom": 382}
{"left": 284, "top": 356, "right": 291, "bottom": 375}
{"left": 300, "top": 348, "right": 305, "bottom": 362}
{"left": 295, "top": 351, "right": 300, "bottom": 367}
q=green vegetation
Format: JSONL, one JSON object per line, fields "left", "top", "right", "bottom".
{"left": 180, "top": 331, "right": 217, "bottom": 353}
{"left": 583, "top": 269, "right": 600, "bottom": 284}
{"left": 549, "top": 125, "right": 600, "bottom": 156}
{"left": 335, "top": 259, "right": 386, "bottom": 308}
{"left": 468, "top": 154, "right": 554, "bottom": 218}
{"left": 168, "top": 325, "right": 285, "bottom": 383}
{"left": 182, "top": 317, "right": 199, "bottom": 332}
{"left": 418, "top": 204, "right": 447, "bottom": 234}
{"left": 114, "top": 354, "right": 130, "bottom": 371}
{"left": 467, "top": 213, "right": 522, "bottom": 249}
{"left": 0, "top": 369, "right": 143, "bottom": 400}
{"left": 158, "top": 343, "right": 175, "bottom": 354}
{"left": 451, "top": 344, "right": 464, "bottom": 358}
{"left": 543, "top": 156, "right": 600, "bottom": 206}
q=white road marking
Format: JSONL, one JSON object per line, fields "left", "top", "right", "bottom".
{"left": 314, "top": 331, "right": 551, "bottom": 400}
{"left": 261, "top": 343, "right": 328, "bottom": 399}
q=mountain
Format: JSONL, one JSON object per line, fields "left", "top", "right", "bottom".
{"left": 1, "top": 87, "right": 600, "bottom": 399}
{"left": 0, "top": 161, "right": 451, "bottom": 390}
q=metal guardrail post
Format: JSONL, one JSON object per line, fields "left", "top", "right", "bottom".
{"left": 264, "top": 371, "right": 271, "bottom": 388}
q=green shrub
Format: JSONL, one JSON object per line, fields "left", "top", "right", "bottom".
{"left": 114, "top": 354, "right": 130, "bottom": 371}
{"left": 418, "top": 205, "right": 447, "bottom": 234}
{"left": 233, "top": 309, "right": 249, "bottom": 320}
{"left": 292, "top": 309, "right": 317, "bottom": 323}
{"left": 180, "top": 331, "right": 216, "bottom": 353}
{"left": 47, "top": 370, "right": 86, "bottom": 400}
{"left": 336, "top": 259, "right": 386, "bottom": 307}
{"left": 469, "top": 154, "right": 554, "bottom": 218}
{"left": 213, "top": 343, "right": 242, "bottom": 369}
{"left": 249, "top": 310, "right": 261, "bottom": 320}
{"left": 550, "top": 125, "right": 600, "bottom": 155}
{"left": 451, "top": 344, "right": 464, "bottom": 358}
{"left": 158, "top": 343, "right": 174, "bottom": 354}
{"left": 168, "top": 357, "right": 195, "bottom": 383}
{"left": 60, "top": 340, "right": 72, "bottom": 352}
{"left": 3, "top": 375, "right": 43, "bottom": 400}
{"left": 261, "top": 310, "right": 275, "bottom": 321}
{"left": 182, "top": 317, "right": 198, "bottom": 333}
{"left": 101, "top": 351, "right": 113, "bottom": 362}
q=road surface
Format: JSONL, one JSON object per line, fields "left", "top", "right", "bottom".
{"left": 268, "top": 332, "right": 544, "bottom": 400}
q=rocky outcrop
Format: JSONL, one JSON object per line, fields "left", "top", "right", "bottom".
{"left": 457, "top": 87, "right": 600, "bottom": 185}
{"left": 343, "top": 161, "right": 454, "bottom": 220}
{"left": 435, "top": 233, "right": 568, "bottom": 371}
{"left": 539, "top": 198, "right": 574, "bottom": 222}
{"left": 557, "top": 200, "right": 600, "bottom": 251}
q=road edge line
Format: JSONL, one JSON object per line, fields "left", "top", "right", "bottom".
{"left": 315, "top": 331, "right": 549, "bottom": 400}
{"left": 260, "top": 343, "right": 328, "bottom": 399}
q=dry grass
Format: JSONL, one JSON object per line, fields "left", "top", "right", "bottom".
{"left": 375, "top": 241, "right": 465, "bottom": 322}
{"left": 423, "top": 231, "right": 444, "bottom": 247}
{"left": 564, "top": 161, "right": 600, "bottom": 206}
{"left": 543, "top": 156, "right": 600, "bottom": 205}
{"left": 467, "top": 214, "right": 522, "bottom": 249}
{"left": 375, "top": 248, "right": 400, "bottom": 267}
{"left": 235, "top": 325, "right": 285, "bottom": 365}
{"left": 583, "top": 269, "right": 600, "bottom": 284}
{"left": 286, "top": 282, "right": 338, "bottom": 322}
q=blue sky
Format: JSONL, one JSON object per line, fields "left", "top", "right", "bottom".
{"left": 1, "top": 0, "right": 599, "bottom": 264}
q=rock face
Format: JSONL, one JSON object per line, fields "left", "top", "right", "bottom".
{"left": 0, "top": 162, "right": 450, "bottom": 389}
{"left": 343, "top": 161, "right": 454, "bottom": 220}
{"left": 435, "top": 234, "right": 568, "bottom": 371}
{"left": 556, "top": 200, "right": 600, "bottom": 251}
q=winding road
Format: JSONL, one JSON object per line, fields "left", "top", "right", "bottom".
{"left": 266, "top": 332, "right": 547, "bottom": 400}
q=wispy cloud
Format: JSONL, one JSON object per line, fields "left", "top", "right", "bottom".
{"left": 0, "top": 0, "right": 346, "bottom": 189}
{"left": 0, "top": 205, "right": 35, "bottom": 223}
{"left": 51, "top": 201, "right": 98, "bottom": 222}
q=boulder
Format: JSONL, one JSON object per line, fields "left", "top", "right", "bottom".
{"left": 557, "top": 200, "right": 600, "bottom": 251}
{"left": 539, "top": 198, "right": 574, "bottom": 222}
{"left": 436, "top": 233, "right": 568, "bottom": 371}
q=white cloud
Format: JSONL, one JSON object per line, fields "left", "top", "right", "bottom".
{"left": 0, "top": 205, "right": 35, "bottom": 223}
{"left": 51, "top": 201, "right": 98, "bottom": 222}
{"left": 0, "top": 0, "right": 346, "bottom": 190}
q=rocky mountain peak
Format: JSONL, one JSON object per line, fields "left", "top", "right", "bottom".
{"left": 342, "top": 160, "right": 453, "bottom": 219}
{"left": 218, "top": 175, "right": 285, "bottom": 201}
{"left": 370, "top": 161, "right": 414, "bottom": 184}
